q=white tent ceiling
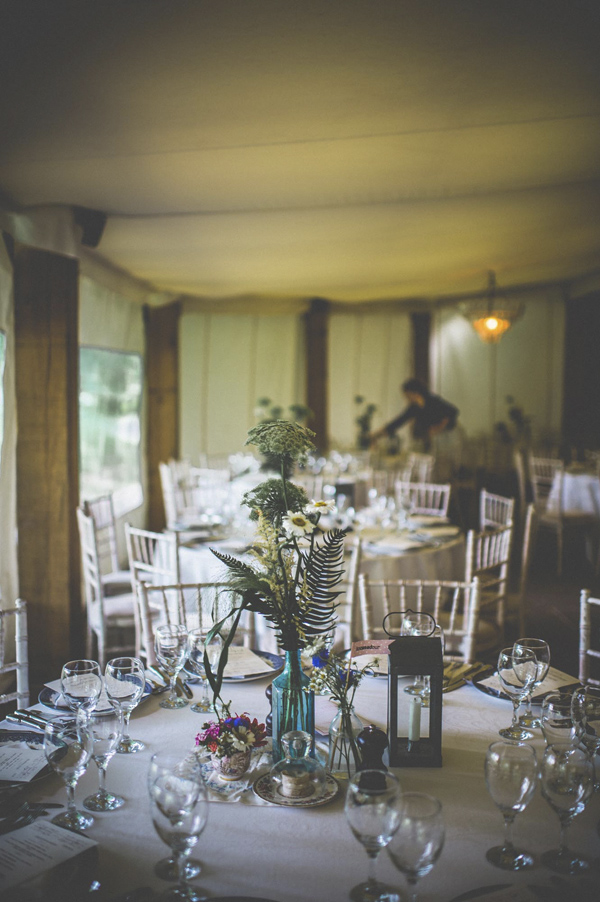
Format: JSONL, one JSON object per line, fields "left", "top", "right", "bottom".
{"left": 1, "top": 0, "right": 599, "bottom": 303}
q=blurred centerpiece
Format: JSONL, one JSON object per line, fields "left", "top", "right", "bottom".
{"left": 208, "top": 419, "right": 347, "bottom": 762}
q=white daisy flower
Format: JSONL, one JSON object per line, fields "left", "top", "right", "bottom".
{"left": 306, "top": 498, "right": 336, "bottom": 514}
{"left": 282, "top": 511, "right": 315, "bottom": 538}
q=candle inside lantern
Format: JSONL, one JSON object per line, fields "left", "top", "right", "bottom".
{"left": 408, "top": 696, "right": 421, "bottom": 746}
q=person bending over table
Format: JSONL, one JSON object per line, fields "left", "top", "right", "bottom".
{"left": 368, "top": 378, "right": 459, "bottom": 453}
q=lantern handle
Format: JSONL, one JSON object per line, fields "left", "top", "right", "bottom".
{"left": 382, "top": 608, "right": 437, "bottom": 638}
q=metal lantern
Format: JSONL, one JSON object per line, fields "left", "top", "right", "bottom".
{"left": 386, "top": 615, "right": 443, "bottom": 768}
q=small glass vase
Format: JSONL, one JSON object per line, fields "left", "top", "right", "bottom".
{"left": 271, "top": 650, "right": 314, "bottom": 763}
{"left": 328, "top": 704, "right": 362, "bottom": 779}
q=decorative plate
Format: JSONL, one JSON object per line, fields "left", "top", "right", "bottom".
{"left": 221, "top": 650, "right": 284, "bottom": 683}
{"left": 252, "top": 773, "right": 339, "bottom": 808}
{"left": 38, "top": 681, "right": 153, "bottom": 715}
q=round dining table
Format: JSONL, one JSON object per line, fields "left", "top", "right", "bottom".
{"left": 3, "top": 666, "right": 598, "bottom": 901}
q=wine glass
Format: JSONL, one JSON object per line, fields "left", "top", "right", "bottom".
{"left": 496, "top": 646, "right": 537, "bottom": 741}
{"left": 148, "top": 752, "right": 203, "bottom": 883}
{"left": 186, "top": 628, "right": 223, "bottom": 714}
{"left": 540, "top": 744, "right": 594, "bottom": 874}
{"left": 83, "top": 710, "right": 124, "bottom": 812}
{"left": 571, "top": 685, "right": 600, "bottom": 791}
{"left": 484, "top": 740, "right": 538, "bottom": 870}
{"left": 105, "top": 656, "right": 146, "bottom": 753}
{"left": 155, "top": 624, "right": 190, "bottom": 710}
{"left": 60, "top": 659, "right": 103, "bottom": 719}
{"left": 515, "top": 638, "right": 550, "bottom": 729}
{"left": 44, "top": 719, "right": 94, "bottom": 831}
{"left": 541, "top": 692, "right": 583, "bottom": 748}
{"left": 149, "top": 752, "right": 209, "bottom": 900}
{"left": 386, "top": 792, "right": 445, "bottom": 901}
{"left": 345, "top": 769, "right": 403, "bottom": 902}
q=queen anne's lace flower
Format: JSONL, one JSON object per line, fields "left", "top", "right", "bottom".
{"left": 282, "top": 511, "right": 315, "bottom": 538}
{"left": 246, "top": 419, "right": 315, "bottom": 459}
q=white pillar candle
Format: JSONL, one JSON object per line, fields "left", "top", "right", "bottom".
{"left": 408, "top": 696, "right": 421, "bottom": 742}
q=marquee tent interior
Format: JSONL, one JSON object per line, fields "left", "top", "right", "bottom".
{"left": 0, "top": 2, "right": 599, "bottom": 676}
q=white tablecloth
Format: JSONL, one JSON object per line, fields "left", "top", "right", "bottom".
{"left": 5, "top": 672, "right": 598, "bottom": 901}
{"left": 548, "top": 471, "right": 600, "bottom": 518}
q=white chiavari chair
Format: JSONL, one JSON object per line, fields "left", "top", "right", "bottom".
{"left": 82, "top": 493, "right": 132, "bottom": 595}
{"left": 0, "top": 599, "right": 29, "bottom": 710}
{"left": 505, "top": 503, "right": 537, "bottom": 637}
{"left": 479, "top": 489, "right": 515, "bottom": 530}
{"left": 394, "top": 480, "right": 451, "bottom": 518}
{"left": 77, "top": 508, "right": 136, "bottom": 668}
{"left": 407, "top": 452, "right": 435, "bottom": 482}
{"left": 357, "top": 574, "right": 487, "bottom": 664}
{"left": 333, "top": 537, "right": 362, "bottom": 650}
{"left": 137, "top": 582, "right": 251, "bottom": 667}
{"left": 464, "top": 523, "right": 513, "bottom": 636}
{"left": 579, "top": 589, "right": 600, "bottom": 688}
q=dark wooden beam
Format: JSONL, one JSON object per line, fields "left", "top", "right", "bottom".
{"left": 13, "top": 244, "right": 81, "bottom": 685}
{"left": 304, "top": 298, "right": 329, "bottom": 451}
{"left": 144, "top": 301, "right": 181, "bottom": 530}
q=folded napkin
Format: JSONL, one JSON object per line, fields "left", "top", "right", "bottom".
{"left": 408, "top": 515, "right": 449, "bottom": 528}
{"left": 419, "top": 525, "right": 460, "bottom": 538}
{"left": 367, "top": 535, "right": 429, "bottom": 553}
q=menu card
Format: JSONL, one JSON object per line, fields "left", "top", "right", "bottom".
{"left": 0, "top": 746, "right": 46, "bottom": 783}
{"left": 222, "top": 647, "right": 274, "bottom": 678}
{"left": 0, "top": 820, "right": 97, "bottom": 891}
{"left": 477, "top": 665, "right": 577, "bottom": 697}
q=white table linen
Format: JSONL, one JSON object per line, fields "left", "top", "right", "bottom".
{"left": 548, "top": 471, "right": 600, "bottom": 518}
{"left": 4, "top": 671, "right": 598, "bottom": 901}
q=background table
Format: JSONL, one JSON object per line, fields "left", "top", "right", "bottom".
{"left": 6, "top": 669, "right": 599, "bottom": 901}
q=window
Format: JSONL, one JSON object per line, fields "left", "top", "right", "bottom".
{"left": 0, "top": 331, "right": 5, "bottom": 465}
{"left": 79, "top": 347, "right": 143, "bottom": 515}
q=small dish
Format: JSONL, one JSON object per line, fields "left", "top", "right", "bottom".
{"left": 252, "top": 772, "right": 339, "bottom": 807}
{"left": 38, "top": 681, "right": 153, "bottom": 715}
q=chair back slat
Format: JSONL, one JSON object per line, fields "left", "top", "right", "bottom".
{"left": 394, "top": 480, "right": 451, "bottom": 518}
{"left": 580, "top": 589, "right": 600, "bottom": 687}
{"left": 0, "top": 599, "right": 29, "bottom": 709}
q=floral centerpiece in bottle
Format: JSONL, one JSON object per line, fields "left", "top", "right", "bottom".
{"left": 206, "top": 420, "right": 347, "bottom": 762}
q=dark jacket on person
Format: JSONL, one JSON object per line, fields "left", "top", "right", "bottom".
{"left": 385, "top": 393, "right": 459, "bottom": 440}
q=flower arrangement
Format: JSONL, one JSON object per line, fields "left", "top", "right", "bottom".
{"left": 196, "top": 709, "right": 268, "bottom": 759}
{"left": 354, "top": 395, "right": 377, "bottom": 451}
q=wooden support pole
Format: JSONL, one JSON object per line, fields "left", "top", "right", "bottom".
{"left": 304, "top": 298, "right": 329, "bottom": 450}
{"left": 144, "top": 301, "right": 181, "bottom": 531}
{"left": 411, "top": 311, "right": 431, "bottom": 386}
{"left": 13, "top": 244, "right": 81, "bottom": 685}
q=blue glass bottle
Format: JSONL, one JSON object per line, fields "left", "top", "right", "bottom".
{"left": 271, "top": 650, "right": 314, "bottom": 763}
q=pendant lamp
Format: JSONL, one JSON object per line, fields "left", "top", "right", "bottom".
{"left": 461, "top": 272, "right": 524, "bottom": 343}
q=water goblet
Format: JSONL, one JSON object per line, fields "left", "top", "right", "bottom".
{"left": 61, "top": 659, "right": 103, "bottom": 719}
{"left": 571, "top": 684, "right": 600, "bottom": 790}
{"left": 155, "top": 625, "right": 190, "bottom": 710}
{"left": 540, "top": 692, "right": 583, "bottom": 748}
{"left": 148, "top": 752, "right": 208, "bottom": 899}
{"left": 540, "top": 743, "right": 594, "bottom": 874}
{"left": 496, "top": 646, "right": 537, "bottom": 741}
{"left": 148, "top": 752, "right": 203, "bottom": 883}
{"left": 105, "top": 656, "right": 146, "bottom": 753}
{"left": 345, "top": 769, "right": 403, "bottom": 902}
{"left": 83, "top": 709, "right": 124, "bottom": 811}
{"left": 515, "top": 638, "right": 550, "bottom": 729}
{"left": 484, "top": 740, "right": 538, "bottom": 870}
{"left": 387, "top": 792, "right": 445, "bottom": 901}
{"left": 186, "top": 628, "right": 223, "bottom": 714}
{"left": 44, "top": 718, "right": 94, "bottom": 831}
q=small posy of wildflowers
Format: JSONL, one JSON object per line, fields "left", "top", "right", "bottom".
{"left": 195, "top": 710, "right": 268, "bottom": 759}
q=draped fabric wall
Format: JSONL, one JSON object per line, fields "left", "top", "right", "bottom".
{"left": 431, "top": 290, "right": 564, "bottom": 440}
{"left": 180, "top": 309, "right": 306, "bottom": 460}
{"left": 328, "top": 309, "right": 412, "bottom": 449}
{"left": 0, "top": 241, "right": 18, "bottom": 613}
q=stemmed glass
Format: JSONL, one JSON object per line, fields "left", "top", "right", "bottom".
{"left": 61, "top": 659, "right": 103, "bottom": 719}
{"left": 44, "top": 719, "right": 94, "bottom": 831}
{"left": 155, "top": 625, "right": 190, "bottom": 710}
{"left": 148, "top": 752, "right": 203, "bottom": 883}
{"left": 386, "top": 793, "right": 445, "bottom": 901}
{"left": 345, "top": 769, "right": 403, "bottom": 902}
{"left": 571, "top": 685, "right": 600, "bottom": 791}
{"left": 105, "top": 656, "right": 146, "bottom": 753}
{"left": 540, "top": 692, "right": 583, "bottom": 748}
{"left": 149, "top": 752, "right": 209, "bottom": 900}
{"left": 186, "top": 628, "right": 223, "bottom": 714}
{"left": 515, "top": 638, "right": 550, "bottom": 729}
{"left": 540, "top": 744, "right": 593, "bottom": 874}
{"left": 83, "top": 710, "right": 124, "bottom": 812}
{"left": 496, "top": 646, "right": 537, "bottom": 741}
{"left": 484, "top": 740, "right": 538, "bottom": 870}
